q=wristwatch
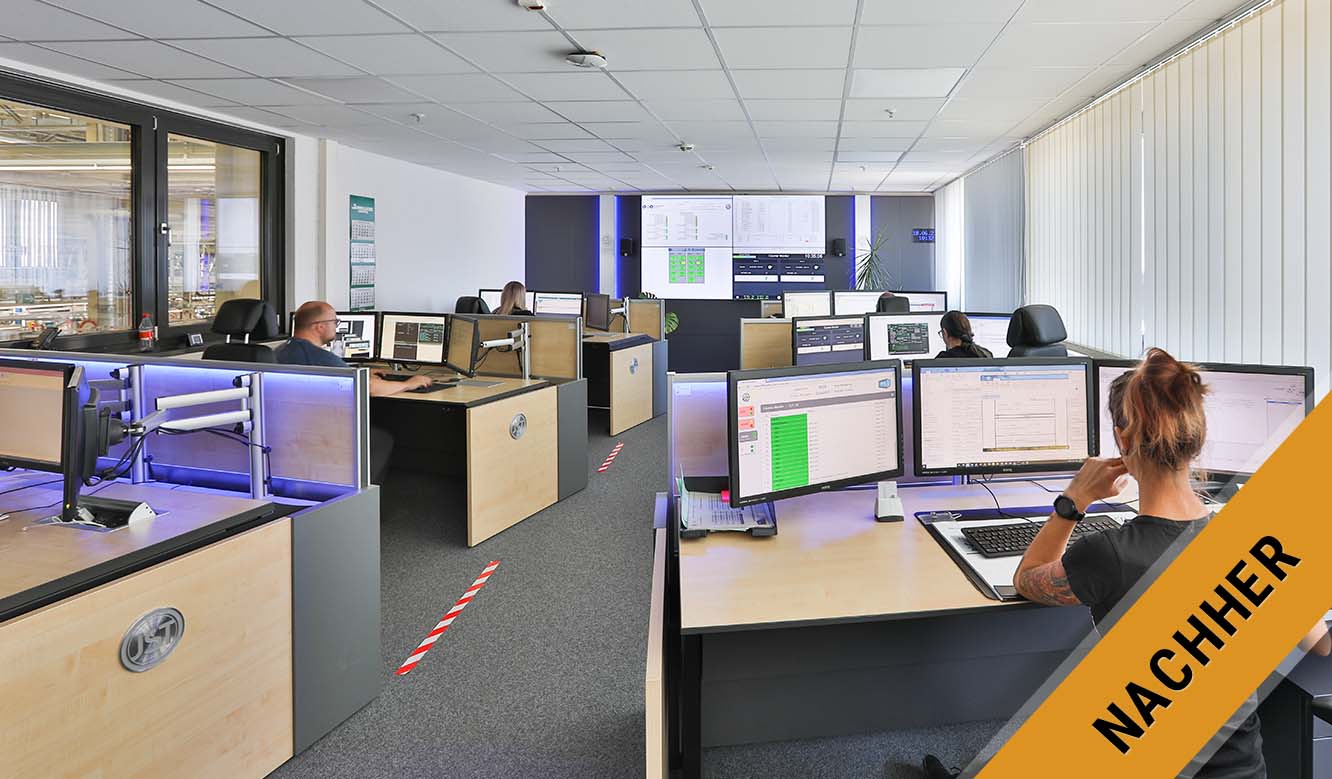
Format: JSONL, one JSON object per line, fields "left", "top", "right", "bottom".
{"left": 1053, "top": 494, "right": 1085, "bottom": 523}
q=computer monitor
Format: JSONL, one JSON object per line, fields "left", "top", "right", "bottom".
{"left": 585, "top": 293, "right": 611, "bottom": 331}
{"left": 791, "top": 316, "right": 866, "bottom": 367}
{"left": 478, "top": 288, "right": 537, "bottom": 313}
{"left": 334, "top": 312, "right": 377, "bottom": 361}
{"left": 532, "top": 290, "right": 584, "bottom": 316}
{"left": 1094, "top": 359, "right": 1314, "bottom": 476}
{"left": 964, "top": 312, "right": 1013, "bottom": 358}
{"left": 894, "top": 291, "right": 949, "bottom": 313}
{"left": 914, "top": 357, "right": 1095, "bottom": 477}
{"left": 832, "top": 290, "right": 885, "bottom": 316}
{"left": 865, "top": 312, "right": 947, "bottom": 362}
{"left": 782, "top": 291, "right": 832, "bottom": 318}
{"left": 0, "top": 358, "right": 87, "bottom": 521}
{"left": 446, "top": 315, "right": 482, "bottom": 376}
{"left": 379, "top": 312, "right": 449, "bottom": 365}
{"left": 728, "top": 360, "right": 904, "bottom": 507}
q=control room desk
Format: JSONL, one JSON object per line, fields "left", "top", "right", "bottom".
{"left": 582, "top": 331, "right": 667, "bottom": 435}
{"left": 369, "top": 368, "right": 588, "bottom": 545}
{"left": 0, "top": 474, "right": 381, "bottom": 779}
{"left": 667, "top": 480, "right": 1098, "bottom": 778}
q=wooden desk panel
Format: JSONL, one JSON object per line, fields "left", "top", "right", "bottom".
{"left": 678, "top": 479, "right": 1121, "bottom": 632}
{"left": 0, "top": 518, "right": 294, "bottom": 779}
{"left": 465, "top": 386, "right": 559, "bottom": 546}
{"left": 646, "top": 528, "right": 668, "bottom": 779}
{"left": 610, "top": 343, "right": 654, "bottom": 435}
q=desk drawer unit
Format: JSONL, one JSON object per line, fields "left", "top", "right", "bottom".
{"left": 466, "top": 386, "right": 559, "bottom": 545}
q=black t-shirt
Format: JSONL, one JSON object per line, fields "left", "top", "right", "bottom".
{"left": 934, "top": 344, "right": 994, "bottom": 359}
{"left": 1063, "top": 515, "right": 1265, "bottom": 778}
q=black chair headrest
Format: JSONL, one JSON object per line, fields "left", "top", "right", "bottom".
{"left": 455, "top": 296, "right": 490, "bottom": 315}
{"left": 1007, "top": 304, "right": 1067, "bottom": 348}
{"left": 212, "top": 298, "right": 267, "bottom": 337}
{"left": 876, "top": 295, "right": 910, "bottom": 314}
{"left": 251, "top": 301, "right": 280, "bottom": 340}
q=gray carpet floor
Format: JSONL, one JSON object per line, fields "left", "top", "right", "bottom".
{"left": 269, "top": 411, "right": 1003, "bottom": 779}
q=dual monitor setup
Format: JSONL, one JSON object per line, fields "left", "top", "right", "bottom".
{"left": 782, "top": 290, "right": 949, "bottom": 318}
{"left": 477, "top": 288, "right": 585, "bottom": 317}
{"left": 726, "top": 356, "right": 1314, "bottom": 510}
{"left": 791, "top": 309, "right": 1012, "bottom": 366}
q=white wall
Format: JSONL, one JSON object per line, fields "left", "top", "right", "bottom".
{"left": 318, "top": 141, "right": 525, "bottom": 313}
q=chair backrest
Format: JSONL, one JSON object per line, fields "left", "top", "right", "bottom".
{"left": 1006, "top": 304, "right": 1068, "bottom": 358}
{"left": 876, "top": 294, "right": 910, "bottom": 313}
{"left": 455, "top": 296, "right": 490, "bottom": 315}
{"left": 203, "top": 298, "right": 278, "bottom": 363}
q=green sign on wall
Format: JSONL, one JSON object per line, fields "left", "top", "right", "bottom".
{"left": 349, "top": 195, "right": 376, "bottom": 310}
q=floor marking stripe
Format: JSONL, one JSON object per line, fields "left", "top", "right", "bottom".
{"left": 395, "top": 560, "right": 499, "bottom": 676}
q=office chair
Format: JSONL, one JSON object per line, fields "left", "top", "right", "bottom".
{"left": 455, "top": 296, "right": 490, "bottom": 314}
{"left": 876, "top": 294, "right": 910, "bottom": 313}
{"left": 1006, "top": 304, "right": 1068, "bottom": 357}
{"left": 202, "top": 299, "right": 279, "bottom": 363}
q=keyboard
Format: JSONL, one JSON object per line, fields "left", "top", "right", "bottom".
{"left": 960, "top": 515, "right": 1121, "bottom": 558}
{"left": 406, "top": 381, "right": 457, "bottom": 394}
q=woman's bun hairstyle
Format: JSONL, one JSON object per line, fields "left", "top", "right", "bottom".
{"left": 1107, "top": 348, "right": 1208, "bottom": 471}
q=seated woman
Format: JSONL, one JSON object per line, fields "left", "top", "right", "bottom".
{"left": 935, "top": 310, "right": 993, "bottom": 358}
{"left": 496, "top": 281, "right": 533, "bottom": 316}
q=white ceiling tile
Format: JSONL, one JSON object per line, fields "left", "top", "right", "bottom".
{"left": 1017, "top": 0, "right": 1192, "bottom": 23}
{"left": 295, "top": 34, "right": 474, "bottom": 75}
{"left": 838, "top": 120, "right": 929, "bottom": 137}
{"left": 860, "top": 0, "right": 1024, "bottom": 25}
{"left": 42, "top": 40, "right": 249, "bottom": 78}
{"left": 613, "top": 70, "right": 735, "bottom": 99}
{"left": 841, "top": 98, "right": 946, "bottom": 121}
{"left": 433, "top": 31, "right": 574, "bottom": 73}
{"left": 902, "top": 151, "right": 983, "bottom": 163}
{"left": 1107, "top": 20, "right": 1203, "bottom": 67}
{"left": 534, "top": 138, "right": 621, "bottom": 152}
{"left": 924, "top": 118, "right": 1019, "bottom": 137}
{"left": 0, "top": 42, "right": 143, "bottom": 79}
{"left": 834, "top": 151, "right": 903, "bottom": 163}
{"left": 730, "top": 69, "right": 846, "bottom": 99}
{"left": 753, "top": 120, "right": 839, "bottom": 138}
{"left": 578, "top": 121, "right": 679, "bottom": 140}
{"left": 849, "top": 68, "right": 967, "bottom": 99}
{"left": 980, "top": 22, "right": 1157, "bottom": 68}
{"left": 563, "top": 151, "right": 637, "bottom": 164}
{"left": 713, "top": 28, "right": 852, "bottom": 69}
{"left": 2, "top": 0, "right": 133, "bottom": 40}
{"left": 646, "top": 99, "right": 746, "bottom": 121}
{"left": 525, "top": 162, "right": 593, "bottom": 172}
{"left": 213, "top": 105, "right": 317, "bottom": 128}
{"left": 583, "top": 29, "right": 721, "bottom": 71}
{"left": 550, "top": 0, "right": 701, "bottom": 28}
{"left": 205, "top": 0, "right": 410, "bottom": 35}
{"left": 855, "top": 24, "right": 1004, "bottom": 68}
{"left": 352, "top": 103, "right": 494, "bottom": 135}
{"left": 284, "top": 77, "right": 420, "bottom": 103}
{"left": 910, "top": 137, "right": 988, "bottom": 152}
{"left": 46, "top": 0, "right": 270, "bottom": 37}
{"left": 497, "top": 152, "right": 569, "bottom": 163}
{"left": 544, "top": 101, "right": 653, "bottom": 122}
{"left": 937, "top": 98, "right": 1050, "bottom": 122}
{"left": 390, "top": 74, "right": 528, "bottom": 102}
{"left": 763, "top": 137, "right": 837, "bottom": 151}
{"left": 452, "top": 101, "right": 563, "bottom": 124}
{"left": 955, "top": 67, "right": 1093, "bottom": 98}
{"left": 503, "top": 72, "right": 627, "bottom": 100}
{"left": 105, "top": 79, "right": 240, "bottom": 106}
{"left": 665, "top": 120, "right": 755, "bottom": 138}
{"left": 744, "top": 100, "right": 842, "bottom": 121}
{"left": 265, "top": 103, "right": 385, "bottom": 126}
{"left": 1176, "top": 0, "right": 1251, "bottom": 21}
{"left": 835, "top": 137, "right": 912, "bottom": 152}
{"left": 700, "top": 0, "right": 857, "bottom": 26}
{"left": 167, "top": 77, "right": 336, "bottom": 105}
{"left": 174, "top": 37, "right": 361, "bottom": 78}
{"left": 507, "top": 122, "right": 596, "bottom": 140}
{"left": 370, "top": 0, "right": 552, "bottom": 32}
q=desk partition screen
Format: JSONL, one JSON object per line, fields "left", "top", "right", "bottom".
{"left": 1094, "top": 359, "right": 1313, "bottom": 475}
{"left": 791, "top": 316, "right": 866, "bottom": 367}
{"left": 865, "top": 312, "right": 946, "bottom": 362}
{"left": 728, "top": 360, "right": 903, "bottom": 507}
{"left": 379, "top": 313, "right": 449, "bottom": 365}
{"left": 913, "top": 358, "right": 1094, "bottom": 477}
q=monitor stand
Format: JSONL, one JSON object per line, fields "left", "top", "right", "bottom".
{"left": 875, "top": 480, "right": 904, "bottom": 522}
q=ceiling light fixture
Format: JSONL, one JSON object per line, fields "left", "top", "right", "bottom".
{"left": 518, "top": 0, "right": 546, "bottom": 9}
{"left": 566, "top": 51, "right": 608, "bottom": 69}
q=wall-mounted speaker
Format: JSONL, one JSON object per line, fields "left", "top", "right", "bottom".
{"left": 620, "top": 237, "right": 636, "bottom": 256}
{"left": 831, "top": 238, "right": 846, "bottom": 257}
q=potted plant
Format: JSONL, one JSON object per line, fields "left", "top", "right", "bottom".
{"left": 637, "top": 292, "right": 679, "bottom": 334}
{"left": 855, "top": 225, "right": 894, "bottom": 291}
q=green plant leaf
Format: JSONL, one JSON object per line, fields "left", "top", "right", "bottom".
{"left": 665, "top": 311, "right": 679, "bottom": 335}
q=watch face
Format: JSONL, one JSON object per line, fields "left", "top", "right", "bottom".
{"left": 1055, "top": 495, "right": 1080, "bottom": 519}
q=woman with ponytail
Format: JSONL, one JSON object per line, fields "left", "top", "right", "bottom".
{"left": 1007, "top": 348, "right": 1327, "bottom": 778}
{"left": 935, "top": 310, "right": 992, "bottom": 358}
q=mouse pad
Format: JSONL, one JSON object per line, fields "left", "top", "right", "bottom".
{"left": 459, "top": 379, "right": 502, "bottom": 387}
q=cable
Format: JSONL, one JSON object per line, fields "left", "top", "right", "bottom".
{"left": 976, "top": 475, "right": 1039, "bottom": 524}
{"left": 0, "top": 477, "right": 63, "bottom": 498}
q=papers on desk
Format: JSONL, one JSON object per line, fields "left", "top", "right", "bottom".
{"left": 678, "top": 478, "right": 775, "bottom": 536}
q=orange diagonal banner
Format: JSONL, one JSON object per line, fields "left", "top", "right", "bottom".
{"left": 976, "top": 396, "right": 1332, "bottom": 777}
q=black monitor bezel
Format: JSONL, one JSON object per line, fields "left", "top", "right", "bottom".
{"left": 1092, "top": 357, "right": 1316, "bottom": 476}
{"left": 0, "top": 357, "right": 77, "bottom": 475}
{"left": 584, "top": 292, "right": 612, "bottom": 331}
{"left": 912, "top": 356, "right": 1096, "bottom": 478}
{"left": 727, "top": 359, "right": 905, "bottom": 508}
{"left": 333, "top": 310, "right": 379, "bottom": 362}
{"left": 529, "top": 289, "right": 586, "bottom": 317}
{"left": 864, "top": 310, "right": 946, "bottom": 363}
{"left": 377, "top": 310, "right": 451, "bottom": 367}
{"left": 790, "top": 314, "right": 868, "bottom": 367}
{"left": 445, "top": 314, "right": 482, "bottom": 377}
{"left": 780, "top": 290, "right": 833, "bottom": 318}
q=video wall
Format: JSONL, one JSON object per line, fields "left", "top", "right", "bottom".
{"left": 639, "top": 195, "right": 826, "bottom": 300}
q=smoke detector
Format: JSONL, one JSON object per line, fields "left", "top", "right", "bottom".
{"left": 566, "top": 51, "right": 608, "bottom": 69}
{"left": 678, "top": 143, "right": 695, "bottom": 152}
{"left": 518, "top": 0, "right": 546, "bottom": 10}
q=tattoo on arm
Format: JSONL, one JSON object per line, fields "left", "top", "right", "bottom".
{"left": 1016, "top": 561, "right": 1082, "bottom": 606}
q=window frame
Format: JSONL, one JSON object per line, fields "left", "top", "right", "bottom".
{"left": 0, "top": 70, "right": 285, "bottom": 352}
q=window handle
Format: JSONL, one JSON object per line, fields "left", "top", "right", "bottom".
{"left": 159, "top": 222, "right": 170, "bottom": 236}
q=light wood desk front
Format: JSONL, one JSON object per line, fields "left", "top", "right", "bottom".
{"left": 583, "top": 331, "right": 657, "bottom": 435}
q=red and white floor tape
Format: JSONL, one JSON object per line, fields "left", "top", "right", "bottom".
{"left": 597, "top": 441, "right": 625, "bottom": 473}
{"left": 395, "top": 560, "right": 499, "bottom": 676}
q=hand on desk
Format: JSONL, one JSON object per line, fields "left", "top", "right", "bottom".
{"left": 369, "top": 374, "right": 433, "bottom": 397}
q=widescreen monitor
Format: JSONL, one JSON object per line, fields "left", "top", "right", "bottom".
{"left": 532, "top": 291, "right": 584, "bottom": 316}
{"left": 782, "top": 291, "right": 832, "bottom": 318}
{"left": 833, "top": 290, "right": 885, "bottom": 316}
{"left": 964, "top": 312, "right": 1013, "bottom": 358}
{"left": 585, "top": 293, "right": 611, "bottom": 331}
{"left": 728, "top": 360, "right": 904, "bottom": 507}
{"left": 895, "top": 291, "right": 949, "bottom": 313}
{"left": 865, "top": 312, "right": 947, "bottom": 362}
{"left": 379, "top": 313, "right": 449, "bottom": 366}
{"left": 792, "top": 316, "right": 866, "bottom": 367}
{"left": 914, "top": 357, "right": 1095, "bottom": 477}
{"left": 334, "top": 312, "right": 377, "bottom": 361}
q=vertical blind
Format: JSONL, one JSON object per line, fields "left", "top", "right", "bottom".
{"left": 963, "top": 150, "right": 1025, "bottom": 313}
{"left": 1025, "top": 0, "right": 1331, "bottom": 398}
{"left": 933, "top": 177, "right": 964, "bottom": 309}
